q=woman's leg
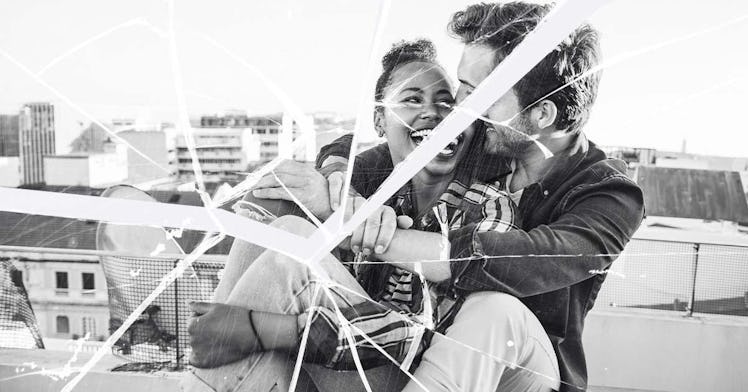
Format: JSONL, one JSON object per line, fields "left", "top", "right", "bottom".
{"left": 402, "top": 292, "right": 560, "bottom": 392}
{"left": 182, "top": 215, "right": 370, "bottom": 392}
{"left": 211, "top": 207, "right": 278, "bottom": 304}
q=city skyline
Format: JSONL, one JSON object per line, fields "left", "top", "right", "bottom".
{"left": 1, "top": 0, "right": 748, "bottom": 159}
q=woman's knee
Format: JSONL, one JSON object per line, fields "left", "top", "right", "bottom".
{"left": 270, "top": 215, "right": 317, "bottom": 237}
{"left": 251, "top": 249, "right": 311, "bottom": 279}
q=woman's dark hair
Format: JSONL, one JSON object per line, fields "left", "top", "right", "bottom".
{"left": 374, "top": 39, "right": 440, "bottom": 111}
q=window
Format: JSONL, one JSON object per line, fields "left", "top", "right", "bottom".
{"left": 82, "top": 317, "right": 97, "bottom": 336}
{"left": 56, "top": 316, "right": 70, "bottom": 334}
{"left": 82, "top": 272, "right": 95, "bottom": 293}
{"left": 55, "top": 271, "right": 68, "bottom": 295}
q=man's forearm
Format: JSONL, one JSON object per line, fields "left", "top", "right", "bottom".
{"left": 374, "top": 229, "right": 452, "bottom": 283}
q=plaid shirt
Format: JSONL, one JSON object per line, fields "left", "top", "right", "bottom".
{"left": 302, "top": 148, "right": 518, "bottom": 370}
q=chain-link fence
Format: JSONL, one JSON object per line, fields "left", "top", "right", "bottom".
{"left": 595, "top": 238, "right": 748, "bottom": 317}
{"left": 0, "top": 259, "right": 45, "bottom": 349}
{"left": 99, "top": 254, "right": 224, "bottom": 365}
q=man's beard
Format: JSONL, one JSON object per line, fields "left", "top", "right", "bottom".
{"left": 482, "top": 114, "right": 535, "bottom": 158}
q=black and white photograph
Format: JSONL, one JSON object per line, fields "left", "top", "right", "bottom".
{"left": 0, "top": 1, "right": 747, "bottom": 391}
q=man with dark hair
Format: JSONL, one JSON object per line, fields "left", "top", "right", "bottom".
{"left": 312, "top": 2, "right": 644, "bottom": 391}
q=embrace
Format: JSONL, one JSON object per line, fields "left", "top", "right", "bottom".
{"left": 182, "top": 3, "right": 644, "bottom": 392}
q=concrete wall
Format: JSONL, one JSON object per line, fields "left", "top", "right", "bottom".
{"left": 44, "top": 151, "right": 127, "bottom": 187}
{"left": 584, "top": 309, "right": 748, "bottom": 392}
{"left": 88, "top": 149, "right": 127, "bottom": 187}
{"left": 44, "top": 156, "right": 90, "bottom": 186}
{"left": 0, "top": 156, "right": 21, "bottom": 187}
{"left": 118, "top": 130, "right": 176, "bottom": 183}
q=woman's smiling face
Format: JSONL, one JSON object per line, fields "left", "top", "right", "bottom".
{"left": 376, "top": 61, "right": 474, "bottom": 181}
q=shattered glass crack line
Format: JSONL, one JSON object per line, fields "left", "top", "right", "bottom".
{"left": 0, "top": 1, "right": 609, "bottom": 391}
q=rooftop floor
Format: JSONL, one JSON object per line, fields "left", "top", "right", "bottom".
{"left": 2, "top": 309, "right": 746, "bottom": 392}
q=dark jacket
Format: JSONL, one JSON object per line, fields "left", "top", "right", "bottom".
{"left": 317, "top": 132, "right": 645, "bottom": 391}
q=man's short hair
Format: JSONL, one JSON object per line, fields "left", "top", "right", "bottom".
{"left": 448, "top": 2, "right": 601, "bottom": 134}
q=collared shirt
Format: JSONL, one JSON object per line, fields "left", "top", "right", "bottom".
{"left": 316, "top": 131, "right": 645, "bottom": 391}
{"left": 303, "top": 137, "right": 518, "bottom": 370}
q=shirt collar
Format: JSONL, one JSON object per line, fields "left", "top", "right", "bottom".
{"left": 534, "top": 132, "right": 590, "bottom": 196}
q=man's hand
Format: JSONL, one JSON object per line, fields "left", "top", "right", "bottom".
{"left": 338, "top": 196, "right": 413, "bottom": 257}
{"left": 187, "top": 302, "right": 260, "bottom": 368}
{"left": 327, "top": 171, "right": 346, "bottom": 212}
{"left": 251, "top": 160, "right": 334, "bottom": 220}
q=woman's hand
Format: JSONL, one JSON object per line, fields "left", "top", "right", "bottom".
{"left": 251, "top": 160, "right": 335, "bottom": 220}
{"left": 187, "top": 302, "right": 299, "bottom": 368}
{"left": 338, "top": 196, "right": 413, "bottom": 256}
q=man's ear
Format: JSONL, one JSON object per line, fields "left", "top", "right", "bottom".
{"left": 373, "top": 109, "right": 386, "bottom": 137}
{"left": 532, "top": 100, "right": 558, "bottom": 130}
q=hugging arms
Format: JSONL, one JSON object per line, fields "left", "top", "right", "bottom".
{"left": 183, "top": 3, "right": 645, "bottom": 392}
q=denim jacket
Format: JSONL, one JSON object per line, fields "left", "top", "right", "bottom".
{"left": 317, "top": 131, "right": 645, "bottom": 391}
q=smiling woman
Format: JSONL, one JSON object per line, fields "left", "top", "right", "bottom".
{"left": 374, "top": 39, "right": 474, "bottom": 209}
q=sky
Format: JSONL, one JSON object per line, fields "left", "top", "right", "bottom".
{"left": 1, "top": 0, "right": 747, "bottom": 157}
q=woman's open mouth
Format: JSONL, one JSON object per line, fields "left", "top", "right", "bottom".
{"left": 409, "top": 128, "right": 464, "bottom": 157}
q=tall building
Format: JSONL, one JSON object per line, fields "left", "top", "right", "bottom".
{"left": 0, "top": 114, "right": 20, "bottom": 157}
{"left": 0, "top": 114, "right": 22, "bottom": 187}
{"left": 17, "top": 103, "right": 56, "bottom": 185}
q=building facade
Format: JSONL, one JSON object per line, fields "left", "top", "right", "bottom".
{"left": 2, "top": 248, "right": 110, "bottom": 341}
{"left": 43, "top": 143, "right": 128, "bottom": 188}
{"left": 0, "top": 103, "right": 56, "bottom": 186}
{"left": 18, "top": 103, "right": 56, "bottom": 185}
{"left": 0, "top": 114, "right": 20, "bottom": 157}
{"left": 175, "top": 128, "right": 259, "bottom": 181}
{"left": 198, "top": 112, "right": 318, "bottom": 168}
{"left": 117, "top": 128, "right": 177, "bottom": 184}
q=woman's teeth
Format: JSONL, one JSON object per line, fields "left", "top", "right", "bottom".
{"left": 409, "top": 129, "right": 461, "bottom": 156}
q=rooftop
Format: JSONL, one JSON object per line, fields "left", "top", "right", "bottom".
{"left": 2, "top": 308, "right": 746, "bottom": 392}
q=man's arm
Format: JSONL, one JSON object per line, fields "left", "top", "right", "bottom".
{"left": 447, "top": 175, "right": 645, "bottom": 298}
{"left": 372, "top": 229, "right": 451, "bottom": 282}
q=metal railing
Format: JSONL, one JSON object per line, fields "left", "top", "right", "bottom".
{"left": 595, "top": 238, "right": 748, "bottom": 317}
{"left": 2, "top": 238, "right": 746, "bottom": 367}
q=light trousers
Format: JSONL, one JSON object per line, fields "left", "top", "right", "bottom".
{"left": 181, "top": 215, "right": 560, "bottom": 392}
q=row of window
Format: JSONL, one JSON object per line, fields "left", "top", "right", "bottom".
{"left": 254, "top": 128, "right": 280, "bottom": 134}
{"left": 176, "top": 147, "right": 242, "bottom": 153}
{"left": 177, "top": 158, "right": 241, "bottom": 164}
{"left": 178, "top": 170, "right": 240, "bottom": 177}
{"left": 55, "top": 271, "right": 95, "bottom": 291}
